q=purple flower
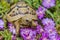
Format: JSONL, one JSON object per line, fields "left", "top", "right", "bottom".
{"left": 36, "top": 6, "right": 46, "bottom": 19}
{"left": 8, "top": 23, "right": 16, "bottom": 34}
{"left": 0, "top": 19, "right": 4, "bottom": 29}
{"left": 38, "top": 30, "right": 49, "bottom": 40}
{"left": 49, "top": 34, "right": 58, "bottom": 40}
{"left": 42, "top": 0, "right": 55, "bottom": 8}
{"left": 12, "top": 35, "right": 16, "bottom": 40}
{"left": 36, "top": 25, "right": 44, "bottom": 34}
{"left": 20, "top": 28, "right": 36, "bottom": 40}
{"left": 42, "top": 18, "right": 55, "bottom": 27}
{"left": 39, "top": 36, "right": 49, "bottom": 40}
{"left": 42, "top": 18, "right": 58, "bottom": 40}
{"left": 57, "top": 35, "right": 60, "bottom": 40}
{"left": 8, "top": 22, "right": 13, "bottom": 28}
{"left": 9, "top": 27, "right": 16, "bottom": 35}
{"left": 44, "top": 26, "right": 57, "bottom": 34}
{"left": 49, "top": 37, "right": 57, "bottom": 40}
{"left": 42, "top": 32, "right": 49, "bottom": 38}
{"left": 44, "top": 26, "right": 56, "bottom": 33}
{"left": 44, "top": 26, "right": 58, "bottom": 40}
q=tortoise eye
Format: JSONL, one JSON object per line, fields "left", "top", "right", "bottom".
{"left": 26, "top": 20, "right": 29, "bottom": 22}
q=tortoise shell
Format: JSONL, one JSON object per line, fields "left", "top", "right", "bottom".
{"left": 6, "top": 1, "right": 37, "bottom": 22}
{"left": 6, "top": 1, "right": 37, "bottom": 35}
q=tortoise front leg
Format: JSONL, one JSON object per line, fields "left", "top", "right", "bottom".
{"left": 14, "top": 20, "right": 20, "bottom": 36}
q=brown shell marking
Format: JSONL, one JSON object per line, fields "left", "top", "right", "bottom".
{"left": 6, "top": 1, "right": 37, "bottom": 22}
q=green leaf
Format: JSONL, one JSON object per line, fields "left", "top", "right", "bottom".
{"left": 0, "top": 29, "right": 12, "bottom": 40}
{"left": 46, "top": 9, "right": 54, "bottom": 19}
{"left": 32, "top": 0, "right": 40, "bottom": 9}
{"left": 24, "top": 0, "right": 41, "bottom": 9}
{"left": 10, "top": 0, "right": 19, "bottom": 4}
{"left": 53, "top": 9, "right": 60, "bottom": 25}
{"left": 17, "top": 37, "right": 23, "bottom": 40}
{"left": 24, "top": 0, "right": 32, "bottom": 6}
{"left": 0, "top": 0, "right": 10, "bottom": 18}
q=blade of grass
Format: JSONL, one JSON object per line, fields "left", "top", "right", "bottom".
{"left": 46, "top": 9, "right": 54, "bottom": 19}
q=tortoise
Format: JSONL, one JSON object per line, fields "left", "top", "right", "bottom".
{"left": 6, "top": 1, "right": 38, "bottom": 35}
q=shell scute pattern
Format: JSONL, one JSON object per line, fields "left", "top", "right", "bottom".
{"left": 7, "top": 1, "right": 37, "bottom": 22}
{"left": 7, "top": 1, "right": 37, "bottom": 23}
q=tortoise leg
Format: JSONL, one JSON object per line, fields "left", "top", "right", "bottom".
{"left": 14, "top": 20, "right": 20, "bottom": 36}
